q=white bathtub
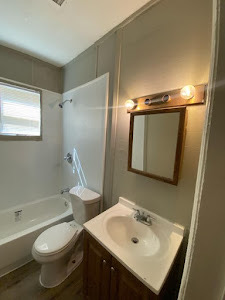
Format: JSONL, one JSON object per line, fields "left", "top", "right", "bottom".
{"left": 0, "top": 195, "right": 73, "bottom": 277}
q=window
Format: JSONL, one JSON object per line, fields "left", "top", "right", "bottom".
{"left": 0, "top": 81, "right": 42, "bottom": 139}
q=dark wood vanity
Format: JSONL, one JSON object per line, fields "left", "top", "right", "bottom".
{"left": 83, "top": 231, "right": 164, "bottom": 300}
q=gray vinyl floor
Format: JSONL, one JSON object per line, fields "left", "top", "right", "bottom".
{"left": 0, "top": 260, "right": 83, "bottom": 300}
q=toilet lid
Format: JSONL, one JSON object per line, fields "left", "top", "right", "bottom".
{"left": 34, "top": 222, "right": 77, "bottom": 255}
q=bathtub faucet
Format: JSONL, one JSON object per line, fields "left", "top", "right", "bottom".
{"left": 60, "top": 188, "right": 70, "bottom": 194}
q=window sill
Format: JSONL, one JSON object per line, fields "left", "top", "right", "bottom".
{"left": 0, "top": 135, "right": 42, "bottom": 141}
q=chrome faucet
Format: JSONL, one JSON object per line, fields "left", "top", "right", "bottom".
{"left": 60, "top": 188, "right": 70, "bottom": 194}
{"left": 64, "top": 153, "right": 73, "bottom": 164}
{"left": 133, "top": 208, "right": 155, "bottom": 226}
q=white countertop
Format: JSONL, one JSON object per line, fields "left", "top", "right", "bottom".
{"left": 84, "top": 197, "right": 184, "bottom": 295}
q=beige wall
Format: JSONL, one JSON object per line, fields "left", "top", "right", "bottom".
{"left": 114, "top": 106, "right": 206, "bottom": 230}
{"left": 113, "top": 0, "right": 212, "bottom": 229}
{"left": 0, "top": 45, "right": 62, "bottom": 93}
{"left": 63, "top": 0, "right": 212, "bottom": 230}
{"left": 63, "top": 33, "right": 117, "bottom": 210}
{"left": 182, "top": 1, "right": 225, "bottom": 299}
{"left": 63, "top": 46, "right": 97, "bottom": 92}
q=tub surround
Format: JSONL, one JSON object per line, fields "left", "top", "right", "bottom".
{"left": 84, "top": 197, "right": 184, "bottom": 295}
{"left": 62, "top": 74, "right": 109, "bottom": 196}
{"left": 0, "top": 89, "right": 62, "bottom": 212}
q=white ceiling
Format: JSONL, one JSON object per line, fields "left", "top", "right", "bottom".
{"left": 0, "top": 0, "right": 150, "bottom": 67}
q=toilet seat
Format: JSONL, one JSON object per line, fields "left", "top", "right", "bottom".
{"left": 34, "top": 222, "right": 79, "bottom": 257}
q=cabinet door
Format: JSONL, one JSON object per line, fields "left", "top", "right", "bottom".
{"left": 110, "top": 257, "right": 158, "bottom": 300}
{"left": 83, "top": 231, "right": 111, "bottom": 300}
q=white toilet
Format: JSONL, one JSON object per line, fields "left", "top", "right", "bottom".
{"left": 32, "top": 186, "right": 101, "bottom": 288}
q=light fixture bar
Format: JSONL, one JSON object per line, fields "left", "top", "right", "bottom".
{"left": 125, "top": 84, "right": 206, "bottom": 112}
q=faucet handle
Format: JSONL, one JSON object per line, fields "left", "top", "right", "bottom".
{"left": 132, "top": 208, "right": 141, "bottom": 218}
{"left": 146, "top": 214, "right": 156, "bottom": 223}
{"left": 64, "top": 152, "right": 73, "bottom": 164}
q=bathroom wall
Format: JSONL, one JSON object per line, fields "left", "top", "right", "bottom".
{"left": 112, "top": 0, "right": 212, "bottom": 229}
{"left": 61, "top": 74, "right": 108, "bottom": 195}
{"left": 63, "top": 46, "right": 97, "bottom": 93}
{"left": 0, "top": 87, "right": 62, "bottom": 211}
{"left": 63, "top": 0, "right": 212, "bottom": 229}
{"left": 181, "top": 1, "right": 225, "bottom": 299}
{"left": 0, "top": 45, "right": 62, "bottom": 93}
{"left": 63, "top": 34, "right": 117, "bottom": 209}
{"left": 0, "top": 46, "right": 64, "bottom": 211}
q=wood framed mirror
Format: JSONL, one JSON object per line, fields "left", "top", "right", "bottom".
{"left": 128, "top": 107, "right": 186, "bottom": 185}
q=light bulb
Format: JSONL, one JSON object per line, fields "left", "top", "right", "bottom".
{"left": 125, "top": 99, "right": 136, "bottom": 109}
{"left": 180, "top": 85, "right": 195, "bottom": 100}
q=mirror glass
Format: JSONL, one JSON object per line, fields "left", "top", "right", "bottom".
{"left": 129, "top": 108, "right": 186, "bottom": 184}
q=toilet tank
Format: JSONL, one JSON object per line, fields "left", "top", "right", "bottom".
{"left": 69, "top": 186, "right": 101, "bottom": 225}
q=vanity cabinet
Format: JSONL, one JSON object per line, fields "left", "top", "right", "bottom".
{"left": 83, "top": 230, "right": 111, "bottom": 299}
{"left": 83, "top": 231, "right": 158, "bottom": 300}
{"left": 109, "top": 256, "right": 158, "bottom": 300}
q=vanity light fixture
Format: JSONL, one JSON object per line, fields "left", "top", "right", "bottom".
{"left": 162, "top": 94, "right": 171, "bottom": 103}
{"left": 125, "top": 99, "right": 136, "bottom": 110}
{"left": 125, "top": 84, "right": 205, "bottom": 113}
{"left": 180, "top": 85, "right": 195, "bottom": 100}
{"left": 144, "top": 94, "right": 171, "bottom": 106}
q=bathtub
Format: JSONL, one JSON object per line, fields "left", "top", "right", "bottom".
{"left": 0, "top": 195, "right": 73, "bottom": 277}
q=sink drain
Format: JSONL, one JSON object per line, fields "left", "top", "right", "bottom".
{"left": 131, "top": 237, "right": 139, "bottom": 244}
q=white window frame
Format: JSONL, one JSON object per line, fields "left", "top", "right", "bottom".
{"left": 0, "top": 80, "right": 42, "bottom": 141}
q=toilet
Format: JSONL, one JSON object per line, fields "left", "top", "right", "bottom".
{"left": 32, "top": 186, "right": 101, "bottom": 288}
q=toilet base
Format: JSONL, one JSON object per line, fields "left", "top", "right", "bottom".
{"left": 39, "top": 250, "right": 83, "bottom": 288}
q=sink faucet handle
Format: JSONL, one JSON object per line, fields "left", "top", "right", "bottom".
{"left": 133, "top": 208, "right": 140, "bottom": 214}
{"left": 146, "top": 214, "right": 156, "bottom": 222}
{"left": 133, "top": 208, "right": 141, "bottom": 219}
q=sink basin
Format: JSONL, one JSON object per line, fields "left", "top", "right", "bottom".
{"left": 105, "top": 215, "right": 161, "bottom": 257}
{"left": 83, "top": 197, "right": 184, "bottom": 295}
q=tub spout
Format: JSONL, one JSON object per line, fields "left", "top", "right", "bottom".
{"left": 60, "top": 188, "right": 70, "bottom": 194}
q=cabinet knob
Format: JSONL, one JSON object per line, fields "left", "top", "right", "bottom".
{"left": 102, "top": 259, "right": 107, "bottom": 264}
{"left": 111, "top": 267, "right": 115, "bottom": 272}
